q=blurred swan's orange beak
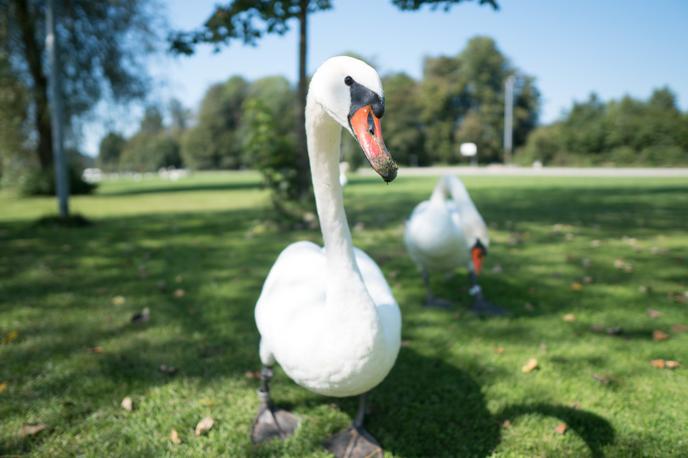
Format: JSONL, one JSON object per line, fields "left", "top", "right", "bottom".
{"left": 471, "top": 245, "right": 485, "bottom": 275}
{"left": 349, "top": 105, "right": 398, "bottom": 183}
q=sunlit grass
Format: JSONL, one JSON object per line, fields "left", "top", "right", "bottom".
{"left": 1, "top": 172, "right": 687, "bottom": 456}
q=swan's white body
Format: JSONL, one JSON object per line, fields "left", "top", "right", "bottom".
{"left": 255, "top": 57, "right": 401, "bottom": 398}
{"left": 404, "top": 175, "right": 488, "bottom": 273}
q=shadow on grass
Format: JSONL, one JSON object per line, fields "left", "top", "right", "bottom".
{"left": 334, "top": 348, "right": 614, "bottom": 458}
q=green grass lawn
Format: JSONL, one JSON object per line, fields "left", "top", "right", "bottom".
{"left": 1, "top": 171, "right": 687, "bottom": 457}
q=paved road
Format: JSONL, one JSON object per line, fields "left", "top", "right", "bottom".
{"left": 357, "top": 165, "right": 688, "bottom": 178}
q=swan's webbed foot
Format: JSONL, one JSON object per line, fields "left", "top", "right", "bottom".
{"left": 324, "top": 425, "right": 382, "bottom": 458}
{"left": 251, "top": 402, "right": 299, "bottom": 443}
{"left": 250, "top": 366, "right": 299, "bottom": 444}
{"left": 422, "top": 270, "right": 453, "bottom": 309}
{"left": 324, "top": 393, "right": 382, "bottom": 457}
{"left": 424, "top": 295, "right": 454, "bottom": 309}
{"left": 469, "top": 284, "right": 507, "bottom": 317}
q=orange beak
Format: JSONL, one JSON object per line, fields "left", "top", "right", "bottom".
{"left": 471, "top": 245, "right": 485, "bottom": 275}
{"left": 349, "top": 105, "right": 398, "bottom": 182}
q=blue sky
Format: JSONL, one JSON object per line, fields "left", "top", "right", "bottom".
{"left": 83, "top": 0, "right": 688, "bottom": 155}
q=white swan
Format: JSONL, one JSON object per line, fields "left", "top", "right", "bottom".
{"left": 252, "top": 56, "right": 401, "bottom": 456}
{"left": 404, "top": 175, "right": 504, "bottom": 315}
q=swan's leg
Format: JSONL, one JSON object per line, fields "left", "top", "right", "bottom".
{"left": 324, "top": 392, "right": 383, "bottom": 458}
{"left": 468, "top": 270, "right": 507, "bottom": 316}
{"left": 422, "top": 269, "right": 453, "bottom": 309}
{"left": 250, "top": 365, "right": 299, "bottom": 443}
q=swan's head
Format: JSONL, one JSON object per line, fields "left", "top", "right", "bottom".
{"left": 309, "top": 56, "right": 398, "bottom": 182}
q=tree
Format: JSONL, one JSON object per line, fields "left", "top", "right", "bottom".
{"left": 181, "top": 76, "right": 249, "bottom": 170}
{"left": 379, "top": 73, "right": 427, "bottom": 165}
{"left": 1, "top": 0, "right": 158, "bottom": 176}
{"left": 420, "top": 36, "right": 539, "bottom": 163}
{"left": 169, "top": 0, "right": 499, "bottom": 200}
{"left": 518, "top": 87, "right": 688, "bottom": 166}
{"left": 119, "top": 106, "right": 182, "bottom": 172}
{"left": 97, "top": 132, "right": 125, "bottom": 170}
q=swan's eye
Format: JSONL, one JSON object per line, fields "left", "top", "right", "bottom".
{"left": 344, "top": 76, "right": 353, "bottom": 86}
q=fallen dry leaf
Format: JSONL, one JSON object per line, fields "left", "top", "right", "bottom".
{"left": 570, "top": 282, "right": 583, "bottom": 291}
{"left": 592, "top": 373, "right": 611, "bottom": 385}
{"left": 555, "top": 423, "right": 568, "bottom": 435}
{"left": 671, "top": 324, "right": 688, "bottom": 334}
{"left": 653, "top": 330, "right": 670, "bottom": 341}
{"left": 159, "top": 364, "right": 178, "bottom": 375}
{"left": 112, "top": 296, "right": 126, "bottom": 306}
{"left": 666, "top": 360, "right": 680, "bottom": 369}
{"left": 647, "top": 309, "right": 662, "bottom": 318}
{"left": 522, "top": 358, "right": 539, "bottom": 373}
{"left": 121, "top": 396, "right": 133, "bottom": 411}
{"left": 0, "top": 382, "right": 7, "bottom": 393}
{"left": 495, "top": 346, "right": 505, "bottom": 354}
{"left": 170, "top": 428, "right": 181, "bottom": 444}
{"left": 563, "top": 313, "right": 576, "bottom": 322}
{"left": 2, "top": 330, "right": 18, "bottom": 344}
{"left": 173, "top": 289, "right": 186, "bottom": 298}
{"left": 20, "top": 423, "right": 47, "bottom": 437}
{"left": 244, "top": 370, "right": 260, "bottom": 380}
{"left": 88, "top": 346, "right": 104, "bottom": 353}
{"left": 502, "top": 419, "right": 512, "bottom": 429}
{"left": 650, "top": 359, "right": 666, "bottom": 368}
{"left": 195, "top": 416, "right": 214, "bottom": 436}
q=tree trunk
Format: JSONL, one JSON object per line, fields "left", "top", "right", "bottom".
{"left": 296, "top": 0, "right": 311, "bottom": 199}
{"left": 14, "top": 0, "right": 53, "bottom": 171}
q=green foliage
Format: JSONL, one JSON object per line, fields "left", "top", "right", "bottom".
{"left": 120, "top": 133, "right": 181, "bottom": 172}
{"left": 118, "top": 106, "right": 182, "bottom": 172}
{"left": 518, "top": 88, "right": 688, "bottom": 166}
{"left": 181, "top": 77, "right": 249, "bottom": 170}
{"left": 420, "top": 36, "right": 540, "bottom": 163}
{"left": 97, "top": 132, "right": 126, "bottom": 170}
{"left": 380, "top": 73, "right": 428, "bottom": 166}
{"left": 242, "top": 98, "right": 310, "bottom": 222}
{"left": 17, "top": 164, "right": 96, "bottom": 196}
{"left": 169, "top": 0, "right": 333, "bottom": 54}
{"left": 392, "top": 0, "right": 498, "bottom": 10}
{"left": 1, "top": 0, "right": 159, "bottom": 170}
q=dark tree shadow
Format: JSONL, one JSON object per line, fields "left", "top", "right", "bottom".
{"left": 333, "top": 348, "right": 614, "bottom": 458}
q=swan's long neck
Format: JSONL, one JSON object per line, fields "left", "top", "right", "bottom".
{"left": 305, "top": 99, "right": 370, "bottom": 303}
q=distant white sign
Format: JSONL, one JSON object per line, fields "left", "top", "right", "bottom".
{"left": 460, "top": 142, "right": 477, "bottom": 157}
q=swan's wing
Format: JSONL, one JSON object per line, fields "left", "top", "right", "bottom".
{"left": 404, "top": 199, "right": 468, "bottom": 270}
{"left": 354, "top": 247, "right": 397, "bottom": 307}
{"left": 353, "top": 247, "right": 401, "bottom": 362}
{"left": 255, "top": 241, "right": 326, "bottom": 346}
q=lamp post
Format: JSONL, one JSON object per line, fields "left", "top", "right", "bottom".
{"left": 46, "top": 0, "right": 69, "bottom": 218}
{"left": 503, "top": 74, "right": 515, "bottom": 164}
